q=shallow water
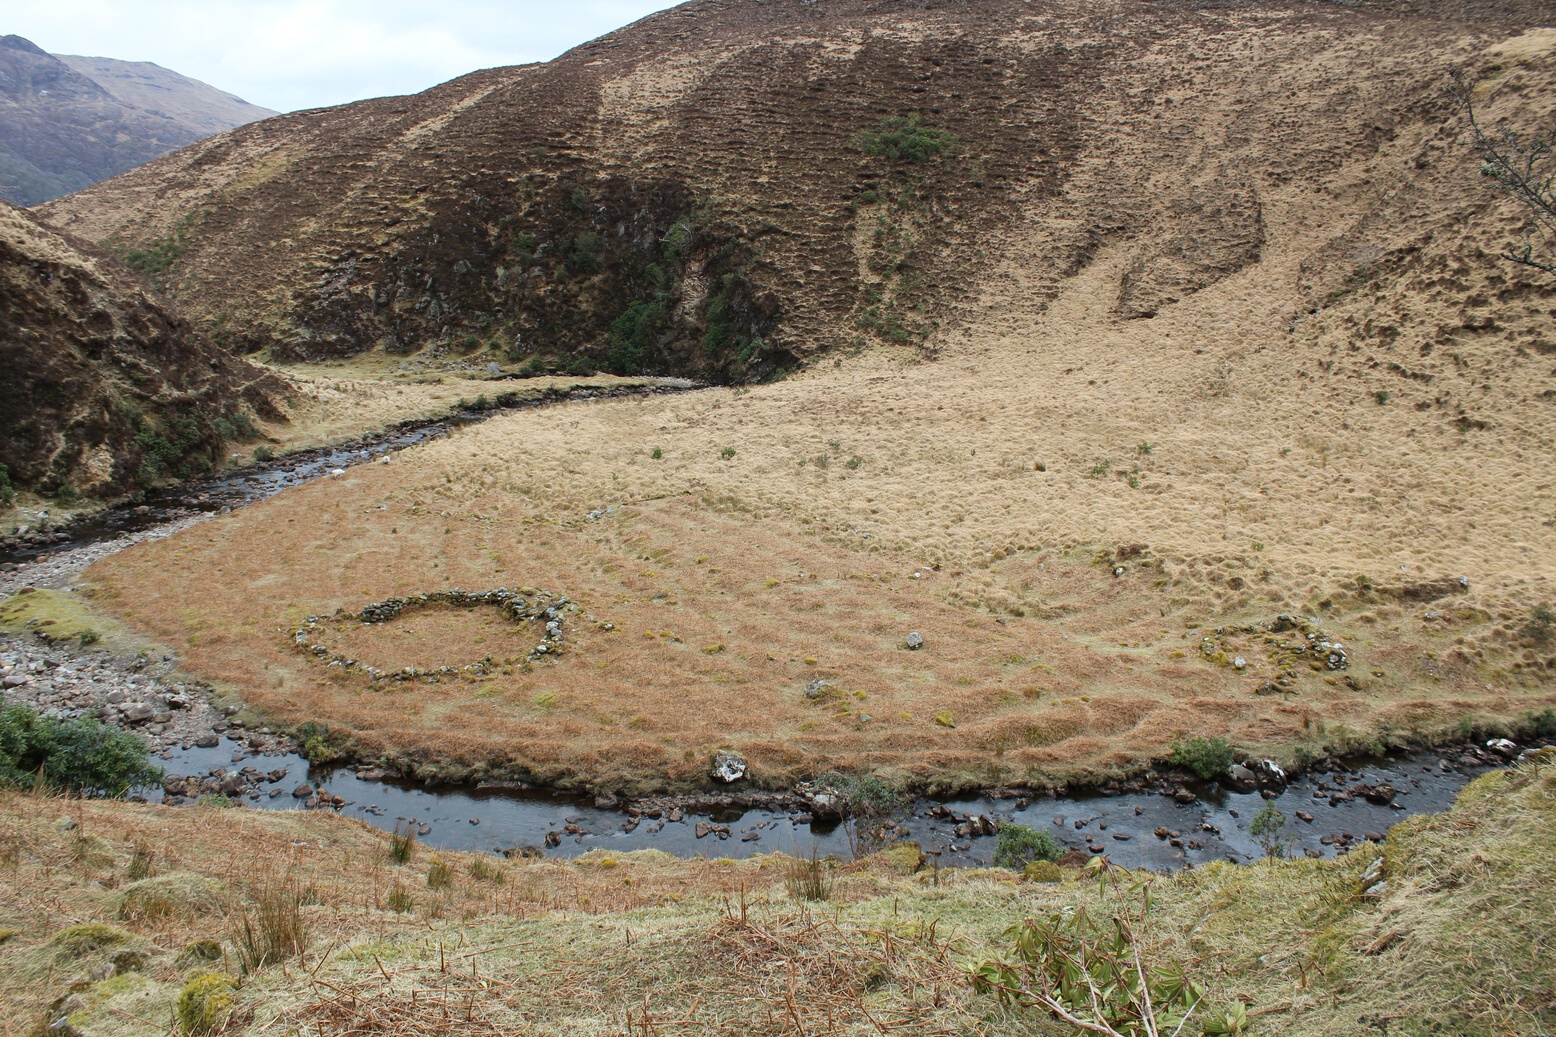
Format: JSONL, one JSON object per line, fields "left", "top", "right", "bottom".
{"left": 148, "top": 740, "right": 1496, "bottom": 869}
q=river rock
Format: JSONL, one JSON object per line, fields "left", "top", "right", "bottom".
{"left": 711, "top": 750, "right": 747, "bottom": 783}
{"left": 194, "top": 735, "right": 219, "bottom": 748}
{"left": 1485, "top": 738, "right": 1519, "bottom": 758}
{"left": 1225, "top": 764, "right": 1259, "bottom": 792}
{"left": 292, "top": 784, "right": 314, "bottom": 798}
{"left": 807, "top": 791, "right": 843, "bottom": 822}
{"left": 1357, "top": 783, "right": 1398, "bottom": 805}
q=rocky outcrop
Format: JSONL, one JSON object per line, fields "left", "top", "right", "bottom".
{"left": 0, "top": 201, "right": 287, "bottom": 500}
{"left": 0, "top": 35, "right": 275, "bottom": 207}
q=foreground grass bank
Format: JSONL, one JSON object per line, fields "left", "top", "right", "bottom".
{"left": 1, "top": 754, "right": 1549, "bottom": 1036}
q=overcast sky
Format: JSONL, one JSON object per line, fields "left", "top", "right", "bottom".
{"left": 7, "top": 1, "right": 681, "bottom": 113}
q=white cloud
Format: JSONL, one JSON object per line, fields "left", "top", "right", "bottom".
{"left": 5, "top": 0, "right": 679, "bottom": 112}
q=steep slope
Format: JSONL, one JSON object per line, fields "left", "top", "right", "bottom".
{"left": 34, "top": 0, "right": 1556, "bottom": 384}
{"left": 0, "top": 35, "right": 274, "bottom": 207}
{"left": 0, "top": 201, "right": 287, "bottom": 500}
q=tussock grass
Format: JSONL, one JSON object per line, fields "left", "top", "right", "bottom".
{"left": 231, "top": 877, "right": 308, "bottom": 974}
{"left": 389, "top": 822, "right": 417, "bottom": 865}
{"left": 782, "top": 851, "right": 833, "bottom": 902}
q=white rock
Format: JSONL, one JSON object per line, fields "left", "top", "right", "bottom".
{"left": 711, "top": 750, "right": 747, "bottom": 783}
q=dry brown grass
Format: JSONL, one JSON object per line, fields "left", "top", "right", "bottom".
{"left": 69, "top": 34, "right": 1556, "bottom": 791}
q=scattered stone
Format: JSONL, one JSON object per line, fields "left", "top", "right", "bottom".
{"left": 1485, "top": 738, "right": 1519, "bottom": 758}
{"left": 803, "top": 678, "right": 832, "bottom": 700}
{"left": 904, "top": 632, "right": 924, "bottom": 650}
{"left": 292, "top": 784, "right": 314, "bottom": 798}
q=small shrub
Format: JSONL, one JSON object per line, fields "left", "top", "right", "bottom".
{"left": 53, "top": 483, "right": 80, "bottom": 505}
{"left": 1374, "top": 390, "right": 1390, "bottom": 405}
{"left": 1522, "top": 604, "right": 1554, "bottom": 646}
{"left": 1089, "top": 459, "right": 1111, "bottom": 477}
{"left": 993, "top": 824, "right": 1063, "bottom": 869}
{"left": 77, "top": 629, "right": 100, "bottom": 647}
{"left": 1170, "top": 736, "right": 1235, "bottom": 781}
{"left": 0, "top": 462, "right": 13, "bottom": 505}
{"left": 0, "top": 704, "right": 162, "bottom": 795}
{"left": 720, "top": 446, "right": 736, "bottom": 460}
{"left": 845, "top": 456, "right": 863, "bottom": 470}
{"left": 295, "top": 721, "right": 349, "bottom": 764}
{"left": 853, "top": 114, "right": 957, "bottom": 163}
{"left": 252, "top": 445, "right": 274, "bottom": 463}
{"left": 389, "top": 823, "right": 417, "bottom": 865}
{"left": 1137, "top": 441, "right": 1153, "bottom": 455}
{"left": 784, "top": 852, "right": 833, "bottom": 902}
{"left": 650, "top": 447, "right": 663, "bottom": 459}
{"left": 1249, "top": 804, "right": 1290, "bottom": 860}
{"left": 426, "top": 853, "right": 453, "bottom": 889}
{"left": 231, "top": 879, "right": 308, "bottom": 974}
{"left": 970, "top": 883, "right": 1247, "bottom": 1036}
{"left": 176, "top": 972, "right": 236, "bottom": 1036}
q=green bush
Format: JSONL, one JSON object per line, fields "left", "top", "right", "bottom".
{"left": 0, "top": 462, "right": 13, "bottom": 505}
{"left": 607, "top": 299, "right": 666, "bottom": 376}
{"left": 992, "top": 823, "right": 1063, "bottom": 869}
{"left": 252, "top": 445, "right": 274, "bottom": 463}
{"left": 853, "top": 114, "right": 957, "bottom": 163}
{"left": 0, "top": 704, "right": 162, "bottom": 796}
{"left": 1170, "top": 736, "right": 1235, "bottom": 781}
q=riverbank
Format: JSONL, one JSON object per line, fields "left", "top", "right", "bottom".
{"left": 4, "top": 752, "right": 1552, "bottom": 1036}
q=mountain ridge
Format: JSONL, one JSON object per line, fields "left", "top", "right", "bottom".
{"left": 0, "top": 34, "right": 276, "bottom": 207}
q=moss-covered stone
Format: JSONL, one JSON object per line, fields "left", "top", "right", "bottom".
{"left": 1022, "top": 860, "right": 1063, "bottom": 883}
{"left": 176, "top": 972, "right": 236, "bottom": 1036}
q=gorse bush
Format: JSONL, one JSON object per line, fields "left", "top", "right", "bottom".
{"left": 1170, "top": 736, "right": 1234, "bottom": 781}
{"left": 992, "top": 823, "right": 1063, "bottom": 869}
{"left": 0, "top": 704, "right": 162, "bottom": 796}
{"left": 853, "top": 115, "right": 957, "bottom": 163}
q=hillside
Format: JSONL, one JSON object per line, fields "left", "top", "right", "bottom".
{"left": 0, "top": 35, "right": 275, "bottom": 207}
{"left": 33, "top": 0, "right": 1556, "bottom": 381}
{"left": 0, "top": 201, "right": 287, "bottom": 502}
{"left": 25, "top": 0, "right": 1552, "bottom": 793}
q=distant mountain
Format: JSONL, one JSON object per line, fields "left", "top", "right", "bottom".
{"left": 0, "top": 35, "right": 275, "bottom": 206}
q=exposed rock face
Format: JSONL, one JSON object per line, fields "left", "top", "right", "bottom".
{"left": 34, "top": 0, "right": 1556, "bottom": 385}
{"left": 0, "top": 201, "right": 287, "bottom": 498}
{"left": 0, "top": 35, "right": 276, "bottom": 207}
